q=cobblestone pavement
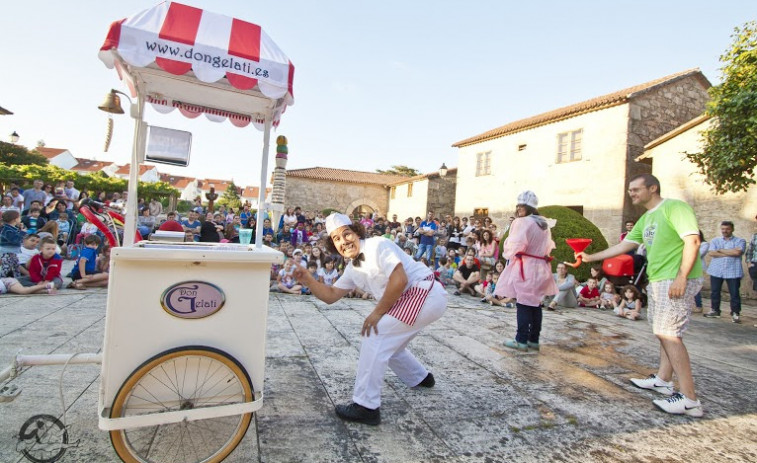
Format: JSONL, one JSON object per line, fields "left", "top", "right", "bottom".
{"left": 0, "top": 284, "right": 755, "bottom": 463}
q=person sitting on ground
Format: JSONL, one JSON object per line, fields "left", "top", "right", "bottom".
{"left": 1, "top": 210, "right": 27, "bottom": 278}
{"left": 547, "top": 262, "right": 578, "bottom": 310}
{"left": 68, "top": 234, "right": 109, "bottom": 289}
{"left": 578, "top": 277, "right": 601, "bottom": 308}
{"left": 97, "top": 245, "right": 111, "bottom": 274}
{"left": 453, "top": 254, "right": 480, "bottom": 296}
{"left": 17, "top": 233, "right": 41, "bottom": 279}
{"left": 21, "top": 207, "right": 46, "bottom": 234}
{"left": 436, "top": 256, "right": 455, "bottom": 286}
{"left": 0, "top": 276, "right": 55, "bottom": 295}
{"left": 137, "top": 207, "right": 156, "bottom": 239}
{"left": 55, "top": 212, "right": 71, "bottom": 245}
{"left": 37, "top": 221, "right": 65, "bottom": 258}
{"left": 317, "top": 256, "right": 340, "bottom": 286}
{"left": 302, "top": 261, "right": 318, "bottom": 295}
{"left": 599, "top": 281, "right": 620, "bottom": 310}
{"left": 277, "top": 258, "right": 302, "bottom": 294}
{"left": 181, "top": 210, "right": 202, "bottom": 242}
{"left": 157, "top": 211, "right": 184, "bottom": 232}
{"left": 614, "top": 284, "right": 642, "bottom": 320}
{"left": 475, "top": 271, "right": 494, "bottom": 301}
{"left": 27, "top": 236, "right": 63, "bottom": 291}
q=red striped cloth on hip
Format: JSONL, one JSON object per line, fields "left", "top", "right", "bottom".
{"left": 387, "top": 274, "right": 435, "bottom": 326}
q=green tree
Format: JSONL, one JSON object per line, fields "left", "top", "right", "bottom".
{"left": 218, "top": 180, "right": 242, "bottom": 210}
{"left": 0, "top": 141, "right": 48, "bottom": 166}
{"left": 375, "top": 165, "right": 420, "bottom": 177}
{"left": 686, "top": 21, "right": 757, "bottom": 193}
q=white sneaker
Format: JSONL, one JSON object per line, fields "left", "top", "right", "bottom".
{"left": 653, "top": 392, "right": 703, "bottom": 417}
{"left": 630, "top": 374, "right": 674, "bottom": 396}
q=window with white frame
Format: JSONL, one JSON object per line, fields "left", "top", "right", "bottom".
{"left": 476, "top": 151, "right": 491, "bottom": 176}
{"left": 556, "top": 129, "right": 583, "bottom": 163}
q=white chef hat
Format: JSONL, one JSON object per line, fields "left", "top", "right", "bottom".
{"left": 516, "top": 190, "right": 538, "bottom": 208}
{"left": 325, "top": 213, "right": 353, "bottom": 235}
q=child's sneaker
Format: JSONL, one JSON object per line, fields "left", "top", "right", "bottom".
{"left": 630, "top": 374, "right": 674, "bottom": 396}
{"left": 653, "top": 392, "right": 703, "bottom": 417}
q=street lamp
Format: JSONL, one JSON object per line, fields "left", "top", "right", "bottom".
{"left": 438, "top": 163, "right": 448, "bottom": 178}
{"left": 9, "top": 131, "right": 19, "bottom": 143}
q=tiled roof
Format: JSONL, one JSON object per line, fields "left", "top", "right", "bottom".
{"left": 34, "top": 147, "right": 69, "bottom": 159}
{"left": 159, "top": 173, "right": 195, "bottom": 189}
{"left": 198, "top": 179, "right": 234, "bottom": 192}
{"left": 241, "top": 186, "right": 260, "bottom": 197}
{"left": 286, "top": 167, "right": 409, "bottom": 186}
{"left": 71, "top": 158, "right": 113, "bottom": 172}
{"left": 452, "top": 68, "right": 711, "bottom": 147}
{"left": 115, "top": 163, "right": 157, "bottom": 175}
{"left": 388, "top": 167, "right": 458, "bottom": 186}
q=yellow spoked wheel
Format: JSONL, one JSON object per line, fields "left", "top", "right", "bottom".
{"left": 110, "top": 346, "right": 253, "bottom": 463}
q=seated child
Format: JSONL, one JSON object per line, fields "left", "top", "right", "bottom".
{"left": 475, "top": 271, "right": 494, "bottom": 300}
{"left": 97, "top": 245, "right": 111, "bottom": 274}
{"left": 599, "top": 281, "right": 619, "bottom": 310}
{"left": 277, "top": 259, "right": 302, "bottom": 294}
{"left": 434, "top": 238, "right": 447, "bottom": 269}
{"left": 27, "top": 236, "right": 63, "bottom": 291}
{"left": 482, "top": 272, "right": 513, "bottom": 307}
{"left": 17, "top": 233, "right": 41, "bottom": 277}
{"left": 1, "top": 210, "right": 27, "bottom": 278}
{"left": 68, "top": 234, "right": 109, "bottom": 289}
{"left": 21, "top": 207, "right": 46, "bottom": 234}
{"left": 578, "top": 277, "right": 601, "bottom": 308}
{"left": 317, "top": 257, "right": 339, "bottom": 286}
{"left": 75, "top": 221, "right": 99, "bottom": 244}
{"left": 436, "top": 257, "right": 455, "bottom": 286}
{"left": 0, "top": 276, "right": 55, "bottom": 295}
{"left": 56, "top": 212, "right": 71, "bottom": 244}
{"left": 614, "top": 285, "right": 642, "bottom": 320}
{"left": 302, "top": 261, "right": 318, "bottom": 295}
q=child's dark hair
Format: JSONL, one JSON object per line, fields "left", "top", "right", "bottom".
{"left": 2, "top": 210, "right": 20, "bottom": 223}
{"left": 83, "top": 234, "right": 102, "bottom": 246}
{"left": 39, "top": 236, "right": 56, "bottom": 247}
{"left": 439, "top": 256, "right": 448, "bottom": 265}
{"left": 23, "top": 233, "right": 40, "bottom": 241}
{"left": 324, "top": 222, "right": 366, "bottom": 255}
{"left": 307, "top": 261, "right": 318, "bottom": 269}
{"left": 621, "top": 285, "right": 641, "bottom": 300}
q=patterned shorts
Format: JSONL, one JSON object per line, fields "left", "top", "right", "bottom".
{"left": 646, "top": 277, "right": 703, "bottom": 337}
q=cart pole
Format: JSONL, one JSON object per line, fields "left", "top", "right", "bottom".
{"left": 123, "top": 96, "right": 145, "bottom": 246}
{"left": 255, "top": 117, "right": 272, "bottom": 249}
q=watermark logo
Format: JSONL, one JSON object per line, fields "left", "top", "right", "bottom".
{"left": 16, "top": 414, "right": 76, "bottom": 463}
{"left": 161, "top": 281, "right": 226, "bottom": 319}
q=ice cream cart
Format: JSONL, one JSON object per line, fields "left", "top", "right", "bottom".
{"left": 1, "top": 2, "right": 294, "bottom": 462}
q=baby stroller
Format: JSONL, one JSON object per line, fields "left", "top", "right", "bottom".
{"left": 603, "top": 253, "right": 648, "bottom": 306}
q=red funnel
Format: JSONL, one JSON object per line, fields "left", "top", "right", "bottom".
{"left": 564, "top": 238, "right": 592, "bottom": 268}
{"left": 566, "top": 238, "right": 592, "bottom": 253}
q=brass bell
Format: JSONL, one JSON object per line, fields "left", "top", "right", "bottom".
{"left": 98, "top": 90, "right": 125, "bottom": 114}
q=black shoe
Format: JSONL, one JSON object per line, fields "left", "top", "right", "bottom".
{"left": 703, "top": 311, "right": 721, "bottom": 318}
{"left": 418, "top": 372, "right": 435, "bottom": 388}
{"left": 335, "top": 402, "right": 381, "bottom": 425}
{"left": 453, "top": 290, "right": 461, "bottom": 296}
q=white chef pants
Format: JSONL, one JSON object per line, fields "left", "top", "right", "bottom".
{"left": 352, "top": 282, "right": 447, "bottom": 409}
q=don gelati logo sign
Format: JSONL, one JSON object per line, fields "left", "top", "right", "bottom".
{"left": 161, "top": 281, "right": 226, "bottom": 319}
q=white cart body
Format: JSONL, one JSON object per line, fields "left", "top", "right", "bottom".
{"left": 96, "top": 1, "right": 294, "bottom": 432}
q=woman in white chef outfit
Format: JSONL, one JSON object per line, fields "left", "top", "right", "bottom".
{"left": 293, "top": 213, "right": 447, "bottom": 425}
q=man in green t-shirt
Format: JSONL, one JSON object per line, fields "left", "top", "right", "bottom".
{"left": 578, "top": 174, "right": 704, "bottom": 417}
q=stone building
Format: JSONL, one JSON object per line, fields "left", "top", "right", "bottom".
{"left": 284, "top": 167, "right": 407, "bottom": 217}
{"left": 639, "top": 115, "right": 757, "bottom": 297}
{"left": 387, "top": 168, "right": 457, "bottom": 221}
{"left": 451, "top": 69, "right": 711, "bottom": 244}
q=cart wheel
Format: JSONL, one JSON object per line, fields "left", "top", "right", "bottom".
{"left": 109, "top": 346, "right": 253, "bottom": 463}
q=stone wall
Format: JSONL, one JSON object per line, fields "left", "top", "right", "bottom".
{"left": 624, "top": 75, "right": 710, "bottom": 221}
{"left": 427, "top": 174, "right": 457, "bottom": 218}
{"left": 284, "top": 176, "right": 389, "bottom": 217}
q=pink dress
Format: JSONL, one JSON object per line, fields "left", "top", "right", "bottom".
{"left": 493, "top": 215, "right": 558, "bottom": 306}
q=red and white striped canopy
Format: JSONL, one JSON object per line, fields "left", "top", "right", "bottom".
{"left": 99, "top": 1, "right": 294, "bottom": 128}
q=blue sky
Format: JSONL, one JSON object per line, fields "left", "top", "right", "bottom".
{"left": 0, "top": 1, "right": 753, "bottom": 188}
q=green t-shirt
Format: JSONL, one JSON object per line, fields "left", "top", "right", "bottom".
{"left": 624, "top": 198, "right": 702, "bottom": 282}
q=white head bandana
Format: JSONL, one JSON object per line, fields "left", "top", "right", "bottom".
{"left": 516, "top": 190, "right": 539, "bottom": 209}
{"left": 325, "top": 213, "right": 352, "bottom": 235}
